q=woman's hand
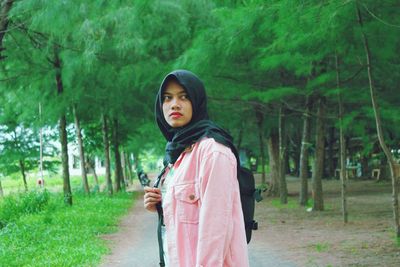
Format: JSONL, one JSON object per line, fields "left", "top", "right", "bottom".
{"left": 143, "top": 186, "right": 162, "bottom": 212}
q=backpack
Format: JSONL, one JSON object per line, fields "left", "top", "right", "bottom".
{"left": 238, "top": 166, "right": 261, "bottom": 243}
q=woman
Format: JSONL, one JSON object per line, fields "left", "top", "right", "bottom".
{"left": 144, "top": 70, "right": 249, "bottom": 267}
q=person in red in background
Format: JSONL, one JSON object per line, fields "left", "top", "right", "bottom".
{"left": 144, "top": 70, "right": 249, "bottom": 267}
{"left": 37, "top": 178, "right": 44, "bottom": 187}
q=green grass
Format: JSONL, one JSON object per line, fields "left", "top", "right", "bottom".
{"left": 1, "top": 174, "right": 107, "bottom": 195}
{"left": 271, "top": 198, "right": 298, "bottom": 209}
{"left": 0, "top": 190, "right": 135, "bottom": 267}
{"left": 313, "top": 242, "right": 330, "bottom": 253}
{"left": 395, "top": 236, "right": 400, "bottom": 247}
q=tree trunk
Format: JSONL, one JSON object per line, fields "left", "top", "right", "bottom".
{"left": 0, "top": 0, "right": 14, "bottom": 60}
{"left": 124, "top": 152, "right": 132, "bottom": 185}
{"left": 19, "top": 159, "right": 28, "bottom": 192}
{"left": 312, "top": 97, "right": 325, "bottom": 211}
{"left": 279, "top": 106, "right": 288, "bottom": 204}
{"left": 267, "top": 130, "right": 280, "bottom": 196}
{"left": 336, "top": 52, "right": 348, "bottom": 223}
{"left": 73, "top": 104, "right": 90, "bottom": 195}
{"left": 356, "top": 3, "right": 399, "bottom": 237}
{"left": 86, "top": 156, "right": 99, "bottom": 187}
{"left": 39, "top": 103, "right": 45, "bottom": 184}
{"left": 92, "top": 166, "right": 99, "bottom": 186}
{"left": 299, "top": 96, "right": 312, "bottom": 206}
{"left": 291, "top": 134, "right": 301, "bottom": 177}
{"left": 284, "top": 147, "right": 290, "bottom": 175}
{"left": 54, "top": 47, "right": 72, "bottom": 206}
{"left": 361, "top": 155, "right": 369, "bottom": 178}
{"left": 255, "top": 105, "right": 266, "bottom": 184}
{"left": 112, "top": 118, "right": 124, "bottom": 192}
{"left": 292, "top": 153, "right": 299, "bottom": 177}
{"left": 59, "top": 114, "right": 72, "bottom": 205}
{"left": 127, "top": 153, "right": 134, "bottom": 184}
{"left": 327, "top": 127, "right": 336, "bottom": 178}
{"left": 121, "top": 150, "right": 129, "bottom": 186}
{"left": 102, "top": 113, "right": 113, "bottom": 195}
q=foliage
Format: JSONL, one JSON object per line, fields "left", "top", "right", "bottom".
{"left": 0, "top": 190, "right": 50, "bottom": 227}
{"left": 0, "top": 0, "right": 398, "bottom": 262}
{"left": 0, "top": 191, "right": 135, "bottom": 266}
{"left": 1, "top": 0, "right": 398, "bottom": 173}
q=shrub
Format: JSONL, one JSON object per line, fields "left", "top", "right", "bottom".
{"left": 0, "top": 191, "right": 135, "bottom": 266}
{"left": 0, "top": 190, "right": 50, "bottom": 228}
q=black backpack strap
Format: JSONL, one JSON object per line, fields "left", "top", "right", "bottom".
{"left": 154, "top": 166, "right": 168, "bottom": 267}
{"left": 156, "top": 202, "right": 165, "bottom": 267}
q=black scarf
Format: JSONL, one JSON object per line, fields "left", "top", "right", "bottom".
{"left": 155, "top": 70, "right": 239, "bottom": 166}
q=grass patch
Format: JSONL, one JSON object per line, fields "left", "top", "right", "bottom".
{"left": 395, "top": 236, "right": 400, "bottom": 247}
{"left": 312, "top": 242, "right": 330, "bottom": 253}
{"left": 304, "top": 199, "right": 333, "bottom": 212}
{"left": 0, "top": 190, "right": 135, "bottom": 267}
{"left": 270, "top": 197, "right": 333, "bottom": 212}
{"left": 1, "top": 174, "right": 107, "bottom": 196}
{"left": 271, "top": 198, "right": 298, "bottom": 209}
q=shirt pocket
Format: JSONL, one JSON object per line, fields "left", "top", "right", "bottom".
{"left": 174, "top": 183, "right": 200, "bottom": 224}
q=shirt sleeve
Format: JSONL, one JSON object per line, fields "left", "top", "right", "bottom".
{"left": 196, "top": 150, "right": 237, "bottom": 267}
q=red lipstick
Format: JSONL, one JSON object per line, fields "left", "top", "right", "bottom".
{"left": 170, "top": 112, "right": 183, "bottom": 119}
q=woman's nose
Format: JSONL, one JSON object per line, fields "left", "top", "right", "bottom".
{"left": 170, "top": 97, "right": 181, "bottom": 109}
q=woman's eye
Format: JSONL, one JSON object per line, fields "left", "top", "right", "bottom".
{"left": 163, "top": 95, "right": 172, "bottom": 101}
{"left": 180, "top": 95, "right": 189, "bottom": 100}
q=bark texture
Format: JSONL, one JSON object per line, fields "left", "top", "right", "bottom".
{"left": 73, "top": 104, "right": 90, "bottom": 194}
{"left": 112, "top": 118, "right": 124, "bottom": 192}
{"left": 102, "top": 113, "right": 113, "bottom": 195}
{"left": 336, "top": 53, "right": 348, "bottom": 223}
{"left": 86, "top": 156, "right": 99, "bottom": 187}
{"left": 59, "top": 114, "right": 72, "bottom": 205}
{"left": 279, "top": 107, "right": 288, "bottom": 204}
{"left": 327, "top": 127, "right": 336, "bottom": 178}
{"left": 255, "top": 105, "right": 266, "bottom": 184}
{"left": 267, "top": 130, "right": 280, "bottom": 196}
{"left": 361, "top": 155, "right": 369, "bottom": 178}
{"left": 299, "top": 97, "right": 312, "bottom": 206}
{"left": 312, "top": 97, "right": 325, "bottom": 211}
{"left": 126, "top": 153, "right": 134, "bottom": 184}
{"left": 54, "top": 47, "right": 72, "bottom": 205}
{"left": 121, "top": 150, "right": 127, "bottom": 183}
{"left": 291, "top": 133, "right": 301, "bottom": 177}
{"left": 356, "top": 3, "right": 399, "bottom": 236}
{"left": 19, "top": 159, "right": 28, "bottom": 192}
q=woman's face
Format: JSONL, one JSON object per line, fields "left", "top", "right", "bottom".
{"left": 162, "top": 80, "right": 193, "bottom": 128}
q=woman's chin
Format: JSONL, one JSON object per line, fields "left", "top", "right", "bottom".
{"left": 168, "top": 120, "right": 190, "bottom": 128}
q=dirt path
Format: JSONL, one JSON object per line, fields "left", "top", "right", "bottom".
{"left": 99, "top": 184, "right": 297, "bottom": 267}
{"left": 100, "top": 176, "right": 400, "bottom": 267}
{"left": 100, "top": 191, "right": 160, "bottom": 267}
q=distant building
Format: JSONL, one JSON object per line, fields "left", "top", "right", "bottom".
{"left": 67, "top": 143, "right": 105, "bottom": 176}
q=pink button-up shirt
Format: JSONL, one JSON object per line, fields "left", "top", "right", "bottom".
{"left": 161, "top": 138, "right": 249, "bottom": 267}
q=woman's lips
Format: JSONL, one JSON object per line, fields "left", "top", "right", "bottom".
{"left": 170, "top": 112, "right": 183, "bottom": 119}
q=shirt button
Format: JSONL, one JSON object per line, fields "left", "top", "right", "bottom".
{"left": 189, "top": 194, "right": 195, "bottom": 200}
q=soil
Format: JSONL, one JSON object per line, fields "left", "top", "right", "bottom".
{"left": 255, "top": 175, "right": 400, "bottom": 267}
{"left": 100, "top": 174, "right": 400, "bottom": 267}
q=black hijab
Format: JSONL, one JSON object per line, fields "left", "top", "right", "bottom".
{"left": 155, "top": 70, "right": 239, "bottom": 166}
